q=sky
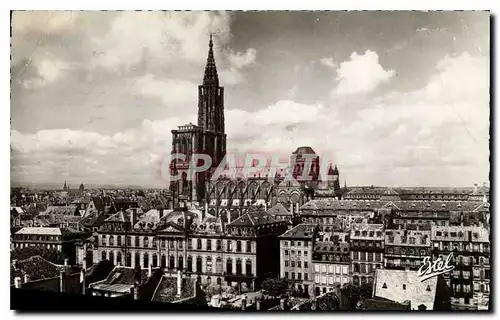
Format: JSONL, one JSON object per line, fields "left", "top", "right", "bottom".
{"left": 10, "top": 11, "right": 490, "bottom": 188}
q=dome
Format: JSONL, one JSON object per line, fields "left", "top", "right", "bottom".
{"left": 293, "top": 146, "right": 316, "bottom": 155}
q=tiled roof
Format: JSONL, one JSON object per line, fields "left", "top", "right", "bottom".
{"left": 373, "top": 269, "right": 437, "bottom": 310}
{"left": 11, "top": 256, "right": 62, "bottom": 285}
{"left": 314, "top": 241, "right": 349, "bottom": 254}
{"left": 384, "top": 229, "right": 431, "bottom": 246}
{"left": 345, "top": 187, "right": 392, "bottom": 195}
{"left": 160, "top": 208, "right": 200, "bottom": 229}
{"left": 431, "top": 225, "right": 489, "bottom": 243}
{"left": 105, "top": 208, "right": 144, "bottom": 223}
{"left": 381, "top": 201, "right": 482, "bottom": 212}
{"left": 350, "top": 224, "right": 384, "bottom": 239}
{"left": 16, "top": 227, "right": 68, "bottom": 236}
{"left": 228, "top": 208, "right": 279, "bottom": 227}
{"left": 301, "top": 199, "right": 383, "bottom": 211}
{"left": 90, "top": 266, "right": 152, "bottom": 292}
{"left": 280, "top": 223, "right": 317, "bottom": 239}
{"left": 151, "top": 275, "right": 195, "bottom": 303}
{"left": 395, "top": 187, "right": 471, "bottom": 195}
{"left": 267, "top": 203, "right": 290, "bottom": 216}
{"left": 360, "top": 297, "right": 410, "bottom": 310}
{"left": 35, "top": 214, "right": 82, "bottom": 227}
{"left": 41, "top": 205, "right": 78, "bottom": 216}
{"left": 134, "top": 209, "right": 173, "bottom": 230}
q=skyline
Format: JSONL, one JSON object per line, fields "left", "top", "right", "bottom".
{"left": 10, "top": 11, "right": 490, "bottom": 188}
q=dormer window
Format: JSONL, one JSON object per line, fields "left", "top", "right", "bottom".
{"left": 382, "top": 283, "right": 387, "bottom": 289}
{"left": 426, "top": 285, "right": 431, "bottom": 291}
{"left": 402, "top": 284, "right": 406, "bottom": 290}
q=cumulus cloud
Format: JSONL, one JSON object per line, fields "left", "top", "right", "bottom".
{"left": 339, "top": 53, "right": 489, "bottom": 184}
{"left": 333, "top": 50, "right": 395, "bottom": 95}
{"left": 319, "top": 57, "right": 336, "bottom": 68}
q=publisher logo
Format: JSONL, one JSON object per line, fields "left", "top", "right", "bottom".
{"left": 417, "top": 252, "right": 455, "bottom": 282}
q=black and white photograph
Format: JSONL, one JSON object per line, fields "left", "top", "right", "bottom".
{"left": 9, "top": 9, "right": 491, "bottom": 312}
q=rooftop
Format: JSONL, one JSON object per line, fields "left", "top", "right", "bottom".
{"left": 280, "top": 223, "right": 317, "bottom": 239}
{"left": 373, "top": 269, "right": 438, "bottom": 310}
{"left": 151, "top": 275, "right": 195, "bottom": 303}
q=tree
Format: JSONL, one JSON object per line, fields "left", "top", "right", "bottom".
{"left": 340, "top": 283, "right": 373, "bottom": 310}
{"left": 261, "top": 278, "right": 289, "bottom": 297}
{"left": 11, "top": 246, "right": 59, "bottom": 264}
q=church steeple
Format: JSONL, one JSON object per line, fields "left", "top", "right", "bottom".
{"left": 203, "top": 33, "right": 219, "bottom": 86}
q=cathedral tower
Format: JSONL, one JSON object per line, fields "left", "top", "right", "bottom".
{"left": 170, "top": 34, "right": 227, "bottom": 204}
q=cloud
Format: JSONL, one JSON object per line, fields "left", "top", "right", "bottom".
{"left": 132, "top": 75, "right": 198, "bottom": 105}
{"left": 338, "top": 53, "right": 489, "bottom": 184}
{"left": 333, "top": 50, "right": 395, "bottom": 95}
{"left": 319, "top": 57, "right": 336, "bottom": 68}
{"left": 11, "top": 99, "right": 338, "bottom": 185}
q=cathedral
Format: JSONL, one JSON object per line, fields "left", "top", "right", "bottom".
{"left": 169, "top": 34, "right": 227, "bottom": 204}
{"left": 169, "top": 35, "right": 345, "bottom": 209}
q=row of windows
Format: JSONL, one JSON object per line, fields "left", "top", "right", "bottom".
{"left": 100, "top": 236, "right": 253, "bottom": 253}
{"left": 386, "top": 236, "right": 427, "bottom": 245}
{"left": 352, "top": 263, "right": 382, "bottom": 274}
{"left": 284, "top": 271, "right": 308, "bottom": 281}
{"left": 351, "top": 241, "right": 383, "bottom": 248}
{"left": 393, "top": 219, "right": 431, "bottom": 224}
{"left": 353, "top": 230, "right": 383, "bottom": 237}
{"left": 100, "top": 250, "right": 254, "bottom": 275}
{"left": 473, "top": 283, "right": 490, "bottom": 293}
{"left": 15, "top": 235, "right": 60, "bottom": 242}
{"left": 433, "top": 242, "right": 489, "bottom": 252}
{"left": 314, "top": 264, "right": 349, "bottom": 275}
{"left": 284, "top": 260, "right": 309, "bottom": 268}
{"left": 351, "top": 251, "right": 383, "bottom": 261}
{"left": 283, "top": 240, "right": 309, "bottom": 247}
{"left": 12, "top": 243, "right": 60, "bottom": 249}
{"left": 314, "top": 274, "right": 349, "bottom": 285}
{"left": 386, "top": 248, "right": 426, "bottom": 256}
{"left": 284, "top": 250, "right": 308, "bottom": 256}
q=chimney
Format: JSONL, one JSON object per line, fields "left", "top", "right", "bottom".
{"left": 12, "top": 260, "right": 18, "bottom": 270}
{"left": 177, "top": 270, "right": 182, "bottom": 296}
{"left": 264, "top": 202, "right": 268, "bottom": 212}
{"left": 311, "top": 297, "right": 318, "bottom": 310}
{"left": 483, "top": 195, "right": 487, "bottom": 203}
{"left": 255, "top": 297, "right": 261, "bottom": 311}
{"left": 241, "top": 295, "right": 247, "bottom": 310}
{"left": 296, "top": 203, "right": 299, "bottom": 214}
{"left": 23, "top": 274, "right": 30, "bottom": 283}
{"left": 64, "top": 258, "right": 69, "bottom": 266}
{"left": 59, "top": 270, "right": 65, "bottom": 293}
{"left": 82, "top": 256, "right": 87, "bottom": 270}
{"left": 133, "top": 284, "right": 140, "bottom": 300}
{"left": 148, "top": 264, "right": 152, "bottom": 278}
{"left": 14, "top": 277, "right": 22, "bottom": 289}
{"left": 80, "top": 268, "right": 86, "bottom": 295}
{"left": 130, "top": 208, "right": 138, "bottom": 226}
{"left": 290, "top": 203, "right": 294, "bottom": 215}
{"left": 159, "top": 208, "right": 164, "bottom": 218}
{"left": 117, "top": 261, "right": 121, "bottom": 267}
{"left": 227, "top": 211, "right": 231, "bottom": 224}
{"left": 280, "top": 297, "right": 288, "bottom": 310}
{"left": 474, "top": 184, "right": 478, "bottom": 193}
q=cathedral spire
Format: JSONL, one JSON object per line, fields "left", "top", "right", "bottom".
{"left": 203, "top": 33, "right": 219, "bottom": 86}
